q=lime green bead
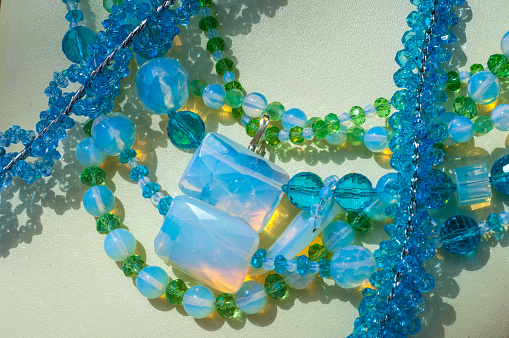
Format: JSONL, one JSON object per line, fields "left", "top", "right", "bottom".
{"left": 308, "top": 243, "right": 330, "bottom": 262}
{"left": 264, "top": 274, "right": 287, "bottom": 300}
{"left": 96, "top": 213, "right": 120, "bottom": 234}
{"left": 225, "top": 89, "right": 244, "bottom": 108}
{"left": 199, "top": 16, "right": 218, "bottom": 31}
{"left": 374, "top": 98, "right": 391, "bottom": 118}
{"left": 347, "top": 126, "right": 364, "bottom": 146}
{"left": 246, "top": 119, "right": 260, "bottom": 137}
{"left": 80, "top": 167, "right": 106, "bottom": 186}
{"left": 265, "top": 126, "right": 281, "bottom": 146}
{"left": 470, "top": 63, "right": 484, "bottom": 74}
{"left": 190, "top": 79, "right": 207, "bottom": 97}
{"left": 266, "top": 102, "right": 285, "bottom": 121}
{"left": 473, "top": 116, "right": 494, "bottom": 134}
{"left": 197, "top": 0, "right": 212, "bottom": 6}
{"left": 347, "top": 211, "right": 371, "bottom": 232}
{"left": 488, "top": 54, "right": 509, "bottom": 78}
{"left": 324, "top": 113, "right": 340, "bottom": 133}
{"left": 231, "top": 107, "right": 244, "bottom": 119}
{"left": 312, "top": 120, "right": 328, "bottom": 139}
{"left": 350, "top": 106, "right": 365, "bottom": 126}
{"left": 446, "top": 71, "right": 460, "bottom": 91}
{"left": 216, "top": 58, "right": 234, "bottom": 75}
{"left": 224, "top": 81, "right": 243, "bottom": 92}
{"left": 454, "top": 96, "right": 477, "bottom": 119}
{"left": 305, "top": 117, "right": 320, "bottom": 128}
{"left": 122, "top": 255, "right": 145, "bottom": 277}
{"left": 215, "top": 293, "right": 237, "bottom": 318}
{"left": 289, "top": 126, "right": 304, "bottom": 145}
{"left": 206, "top": 37, "right": 225, "bottom": 53}
{"left": 165, "top": 279, "right": 188, "bottom": 305}
{"left": 83, "top": 119, "right": 94, "bottom": 137}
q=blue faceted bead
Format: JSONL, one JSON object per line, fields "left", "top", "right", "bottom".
{"left": 448, "top": 116, "right": 473, "bottom": 143}
{"left": 490, "top": 154, "right": 509, "bottom": 195}
{"left": 234, "top": 281, "right": 268, "bottom": 314}
{"left": 251, "top": 249, "right": 267, "bottom": 269}
{"left": 83, "top": 185, "right": 115, "bottom": 217}
{"left": 487, "top": 212, "right": 503, "bottom": 233}
{"left": 296, "top": 255, "right": 310, "bottom": 276}
{"left": 273, "top": 255, "right": 287, "bottom": 274}
{"left": 424, "top": 169, "right": 454, "bottom": 209}
{"left": 91, "top": 113, "right": 136, "bottom": 156}
{"left": 318, "top": 258, "right": 331, "bottom": 278}
{"left": 321, "top": 220, "right": 355, "bottom": 254}
{"left": 167, "top": 111, "right": 205, "bottom": 150}
{"left": 282, "top": 108, "right": 307, "bottom": 129}
{"left": 157, "top": 195, "right": 174, "bottom": 216}
{"left": 183, "top": 285, "right": 215, "bottom": 319}
{"left": 364, "top": 126, "right": 389, "bottom": 152}
{"left": 103, "top": 229, "right": 137, "bottom": 261}
{"left": 142, "top": 182, "right": 159, "bottom": 198}
{"left": 118, "top": 148, "right": 137, "bottom": 164}
{"left": 466, "top": 71, "right": 501, "bottom": 105}
{"left": 129, "top": 165, "right": 148, "bottom": 181}
{"left": 62, "top": 26, "right": 97, "bottom": 63}
{"left": 330, "top": 245, "right": 377, "bottom": 289}
{"left": 136, "top": 266, "right": 169, "bottom": 299}
{"left": 440, "top": 215, "right": 480, "bottom": 255}
{"left": 284, "top": 172, "right": 323, "bottom": 210}
{"left": 491, "top": 104, "right": 509, "bottom": 131}
{"left": 202, "top": 84, "right": 226, "bottom": 109}
{"left": 75, "top": 137, "right": 107, "bottom": 167}
{"left": 334, "top": 173, "right": 373, "bottom": 211}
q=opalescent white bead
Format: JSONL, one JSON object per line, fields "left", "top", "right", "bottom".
{"left": 283, "top": 270, "right": 315, "bottom": 289}
{"left": 302, "top": 127, "right": 314, "bottom": 140}
{"left": 202, "top": 84, "right": 226, "bottom": 109}
{"left": 501, "top": 30, "right": 509, "bottom": 57}
{"left": 222, "top": 71, "right": 235, "bottom": 83}
{"left": 459, "top": 71, "right": 470, "bottom": 84}
{"left": 448, "top": 116, "right": 474, "bottom": 143}
{"left": 104, "top": 229, "right": 137, "bottom": 261}
{"left": 376, "top": 173, "right": 400, "bottom": 205}
{"left": 242, "top": 92, "right": 267, "bottom": 118}
{"left": 363, "top": 198, "right": 388, "bottom": 221}
{"left": 91, "top": 113, "right": 136, "bottom": 156}
{"left": 466, "top": 71, "right": 500, "bottom": 105}
{"left": 491, "top": 104, "right": 509, "bottom": 131}
{"left": 279, "top": 129, "right": 290, "bottom": 142}
{"left": 363, "top": 126, "right": 389, "bottom": 152}
{"left": 282, "top": 108, "right": 307, "bottom": 129}
{"left": 339, "top": 112, "right": 352, "bottom": 126}
{"left": 183, "top": 285, "right": 215, "bottom": 319}
{"left": 325, "top": 125, "right": 348, "bottom": 145}
{"left": 330, "top": 245, "right": 377, "bottom": 289}
{"left": 234, "top": 281, "right": 268, "bottom": 314}
{"left": 364, "top": 104, "right": 376, "bottom": 118}
{"left": 75, "top": 137, "right": 107, "bottom": 167}
{"left": 321, "top": 220, "right": 355, "bottom": 254}
{"left": 83, "top": 185, "right": 115, "bottom": 217}
{"left": 136, "top": 266, "right": 169, "bottom": 299}
{"left": 437, "top": 112, "right": 458, "bottom": 146}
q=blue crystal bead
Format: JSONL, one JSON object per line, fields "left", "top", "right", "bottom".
{"left": 424, "top": 169, "right": 454, "bottom": 209}
{"left": 179, "top": 132, "right": 289, "bottom": 232}
{"left": 488, "top": 212, "right": 503, "bottom": 232}
{"left": 321, "top": 220, "right": 355, "bottom": 254}
{"left": 157, "top": 195, "right": 173, "bottom": 216}
{"left": 118, "top": 148, "right": 137, "bottom": 164}
{"left": 62, "top": 26, "right": 97, "bottom": 63}
{"left": 183, "top": 285, "right": 215, "bottom": 319}
{"left": 284, "top": 172, "right": 323, "bottom": 210}
{"left": 334, "top": 173, "right": 373, "bottom": 211}
{"left": 75, "top": 137, "right": 107, "bottom": 167}
{"left": 83, "top": 185, "right": 115, "bottom": 217}
{"left": 129, "top": 165, "right": 148, "bottom": 181}
{"left": 136, "top": 266, "right": 169, "bottom": 299}
{"left": 440, "top": 215, "right": 480, "bottom": 255}
{"left": 325, "top": 124, "right": 348, "bottom": 145}
{"left": 242, "top": 92, "right": 268, "bottom": 118}
{"left": 142, "top": 182, "right": 159, "bottom": 198}
{"left": 282, "top": 108, "right": 307, "bottom": 129}
{"left": 448, "top": 116, "right": 474, "bottom": 143}
{"left": 319, "top": 258, "right": 331, "bottom": 278}
{"left": 91, "top": 113, "right": 136, "bottom": 156}
{"left": 154, "top": 195, "right": 259, "bottom": 293}
{"left": 491, "top": 104, "right": 509, "bottom": 131}
{"left": 167, "top": 111, "right": 205, "bottom": 150}
{"left": 103, "top": 229, "right": 137, "bottom": 261}
{"left": 234, "top": 281, "right": 268, "bottom": 314}
{"left": 363, "top": 126, "right": 389, "bottom": 152}
{"left": 250, "top": 249, "right": 267, "bottom": 268}
{"left": 274, "top": 255, "right": 287, "bottom": 274}
{"left": 283, "top": 270, "right": 315, "bottom": 289}
{"left": 202, "top": 84, "right": 226, "bottom": 109}
{"left": 466, "top": 71, "right": 501, "bottom": 105}
{"left": 330, "top": 245, "right": 377, "bottom": 289}
{"left": 296, "top": 255, "right": 310, "bottom": 276}
{"left": 453, "top": 163, "right": 491, "bottom": 206}
{"left": 135, "top": 57, "right": 190, "bottom": 114}
{"left": 490, "top": 154, "right": 509, "bottom": 194}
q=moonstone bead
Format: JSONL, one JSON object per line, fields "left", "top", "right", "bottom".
{"left": 363, "top": 198, "right": 388, "bottom": 221}
{"left": 376, "top": 173, "right": 400, "bottom": 205}
{"left": 282, "top": 108, "right": 307, "bottom": 129}
{"left": 183, "top": 285, "right": 215, "bottom": 319}
{"left": 135, "top": 57, "right": 190, "bottom": 114}
{"left": 321, "top": 220, "right": 355, "bottom": 254}
{"left": 466, "top": 71, "right": 501, "bottom": 105}
{"left": 91, "top": 113, "right": 136, "bottom": 156}
{"left": 453, "top": 163, "right": 491, "bottom": 206}
{"left": 154, "top": 195, "right": 259, "bottom": 293}
{"left": 330, "top": 245, "right": 377, "bottom": 289}
{"left": 448, "top": 116, "right": 474, "bottom": 143}
{"left": 75, "top": 137, "right": 107, "bottom": 167}
{"left": 83, "top": 185, "right": 115, "bottom": 217}
{"left": 491, "top": 104, "right": 509, "bottom": 131}
{"left": 202, "top": 84, "right": 226, "bottom": 109}
{"left": 325, "top": 125, "right": 348, "bottom": 145}
{"left": 234, "top": 281, "right": 268, "bottom": 314}
{"left": 501, "top": 30, "right": 509, "bottom": 57}
{"left": 242, "top": 92, "right": 268, "bottom": 118}
{"left": 363, "top": 126, "right": 389, "bottom": 152}
{"left": 104, "top": 229, "right": 137, "bottom": 261}
{"left": 283, "top": 270, "right": 315, "bottom": 289}
{"left": 136, "top": 266, "right": 169, "bottom": 299}
{"left": 440, "top": 215, "right": 480, "bottom": 255}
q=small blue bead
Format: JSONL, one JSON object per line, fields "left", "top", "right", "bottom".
{"left": 466, "top": 71, "right": 501, "bottom": 105}
{"left": 62, "top": 26, "right": 97, "bottom": 63}
{"left": 234, "top": 281, "right": 268, "bottom": 314}
{"left": 75, "top": 137, "right": 107, "bottom": 167}
{"left": 490, "top": 154, "right": 509, "bottom": 195}
{"left": 296, "top": 255, "right": 310, "bottom": 276}
{"left": 318, "top": 258, "right": 331, "bottom": 278}
{"left": 364, "top": 126, "right": 389, "bottom": 152}
{"left": 142, "top": 182, "right": 160, "bottom": 198}
{"left": 183, "top": 285, "right": 215, "bottom": 319}
{"left": 321, "top": 221, "right": 355, "bottom": 254}
{"left": 118, "top": 148, "right": 137, "bottom": 164}
{"left": 222, "top": 71, "right": 235, "bottom": 83}
{"left": 104, "top": 229, "right": 137, "bottom": 261}
{"left": 282, "top": 108, "right": 307, "bottom": 129}
{"left": 286, "top": 259, "right": 297, "bottom": 272}
{"left": 302, "top": 127, "right": 314, "bottom": 140}
{"left": 273, "top": 255, "right": 287, "bottom": 274}
{"left": 250, "top": 248, "right": 267, "bottom": 268}
{"left": 167, "top": 111, "right": 205, "bottom": 150}
{"left": 448, "top": 116, "right": 474, "bottom": 143}
{"left": 278, "top": 129, "right": 290, "bottom": 142}
{"left": 202, "top": 84, "right": 226, "bottom": 109}
{"left": 440, "top": 215, "right": 480, "bottom": 255}
{"left": 157, "top": 195, "right": 174, "bottom": 216}
{"left": 83, "top": 185, "right": 115, "bottom": 217}
{"left": 136, "top": 266, "right": 169, "bottom": 299}
{"left": 129, "top": 165, "right": 149, "bottom": 181}
{"left": 491, "top": 104, "right": 509, "bottom": 131}
{"left": 91, "top": 113, "right": 136, "bottom": 156}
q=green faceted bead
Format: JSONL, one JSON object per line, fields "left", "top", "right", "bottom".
{"left": 454, "top": 96, "right": 477, "bottom": 119}
{"left": 215, "top": 293, "right": 237, "bottom": 318}
{"left": 324, "top": 113, "right": 340, "bottom": 133}
{"left": 470, "top": 63, "right": 484, "bottom": 74}
{"left": 265, "top": 126, "right": 281, "bottom": 146}
{"left": 122, "top": 255, "right": 145, "bottom": 277}
{"left": 246, "top": 119, "right": 260, "bottom": 137}
{"left": 266, "top": 102, "right": 285, "bottom": 121}
{"left": 103, "top": 0, "right": 122, "bottom": 13}
{"left": 312, "top": 120, "right": 328, "bottom": 139}
{"left": 305, "top": 117, "right": 321, "bottom": 128}
{"left": 96, "top": 213, "right": 120, "bottom": 234}
{"left": 374, "top": 97, "right": 391, "bottom": 118}
{"left": 225, "top": 89, "right": 244, "bottom": 108}
{"left": 215, "top": 58, "right": 235, "bottom": 75}
{"left": 198, "top": 16, "right": 218, "bottom": 31}
{"left": 80, "top": 167, "right": 106, "bottom": 186}
{"left": 473, "top": 116, "right": 494, "bottom": 135}
{"left": 347, "top": 126, "right": 364, "bottom": 146}
{"left": 165, "top": 279, "right": 188, "bottom": 305}
{"left": 206, "top": 37, "right": 226, "bottom": 53}
{"left": 197, "top": 0, "right": 212, "bottom": 6}
{"left": 83, "top": 119, "right": 94, "bottom": 137}
{"left": 350, "top": 106, "right": 365, "bottom": 126}
{"left": 446, "top": 71, "right": 460, "bottom": 92}
{"left": 264, "top": 273, "right": 287, "bottom": 300}
{"left": 231, "top": 107, "right": 244, "bottom": 119}
{"left": 308, "top": 243, "right": 330, "bottom": 262}
{"left": 488, "top": 54, "right": 509, "bottom": 78}
{"left": 190, "top": 79, "right": 207, "bottom": 97}
{"left": 289, "top": 126, "right": 304, "bottom": 145}
{"left": 224, "top": 81, "right": 243, "bottom": 92}
{"left": 347, "top": 211, "right": 371, "bottom": 233}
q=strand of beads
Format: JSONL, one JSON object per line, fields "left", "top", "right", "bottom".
{"left": 61, "top": 0, "right": 97, "bottom": 63}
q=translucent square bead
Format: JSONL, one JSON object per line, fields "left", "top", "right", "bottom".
{"left": 453, "top": 163, "right": 491, "bottom": 206}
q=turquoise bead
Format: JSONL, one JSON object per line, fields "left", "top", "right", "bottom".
{"left": 284, "top": 172, "right": 323, "bottom": 210}
{"left": 491, "top": 104, "right": 509, "bottom": 131}
{"left": 242, "top": 92, "right": 268, "bottom": 118}
{"left": 502, "top": 30, "right": 509, "bottom": 57}
{"left": 376, "top": 173, "right": 400, "bottom": 205}
{"left": 103, "top": 229, "right": 137, "bottom": 261}
{"left": 75, "top": 137, "right": 107, "bottom": 167}
{"left": 167, "top": 111, "right": 205, "bottom": 150}
{"left": 202, "top": 84, "right": 226, "bottom": 109}
{"left": 282, "top": 108, "right": 307, "bottom": 129}
{"left": 437, "top": 112, "right": 459, "bottom": 146}
{"left": 183, "top": 285, "right": 216, "bottom": 319}
{"left": 321, "top": 220, "right": 355, "bottom": 254}
{"left": 61, "top": 26, "right": 97, "bottom": 63}
{"left": 325, "top": 125, "right": 348, "bottom": 145}
{"left": 234, "top": 281, "right": 268, "bottom": 314}
{"left": 363, "top": 126, "right": 389, "bottom": 152}
{"left": 453, "top": 163, "right": 491, "bottom": 206}
{"left": 448, "top": 116, "right": 474, "bottom": 143}
{"left": 466, "top": 71, "right": 501, "bottom": 105}
{"left": 334, "top": 173, "right": 373, "bottom": 211}
{"left": 283, "top": 270, "right": 315, "bottom": 289}
{"left": 441, "top": 215, "right": 480, "bottom": 255}
{"left": 83, "top": 185, "right": 115, "bottom": 217}
{"left": 330, "top": 245, "right": 377, "bottom": 289}
{"left": 490, "top": 154, "right": 509, "bottom": 194}
{"left": 91, "top": 113, "right": 136, "bottom": 156}
{"left": 135, "top": 57, "right": 190, "bottom": 114}
{"left": 363, "top": 198, "right": 388, "bottom": 221}
{"left": 136, "top": 266, "right": 169, "bottom": 299}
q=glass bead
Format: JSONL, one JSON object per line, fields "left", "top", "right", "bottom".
{"left": 491, "top": 104, "right": 509, "bottom": 131}
{"left": 502, "top": 30, "right": 509, "bottom": 57}
{"left": 118, "top": 148, "right": 137, "bottom": 164}
{"left": 312, "top": 120, "right": 328, "bottom": 139}
{"left": 136, "top": 266, "right": 169, "bottom": 299}
{"left": 199, "top": 6, "right": 213, "bottom": 18}
{"left": 286, "top": 260, "right": 297, "bottom": 273}
{"left": 96, "top": 213, "right": 120, "bottom": 235}
{"left": 167, "top": 111, "right": 205, "bottom": 150}
{"left": 83, "top": 185, "right": 115, "bottom": 217}
{"left": 282, "top": 108, "right": 307, "bottom": 129}
{"left": 266, "top": 101, "right": 285, "bottom": 121}
{"left": 202, "top": 84, "right": 226, "bottom": 109}
{"left": 151, "top": 192, "right": 164, "bottom": 207}
{"left": 198, "top": 16, "right": 218, "bottom": 31}
{"left": 363, "top": 126, "right": 389, "bottom": 152}
{"left": 363, "top": 198, "right": 388, "bottom": 221}
{"left": 334, "top": 173, "right": 373, "bottom": 211}
{"left": 242, "top": 92, "right": 267, "bottom": 118}
{"left": 215, "top": 58, "right": 235, "bottom": 75}
{"left": 206, "top": 37, "right": 225, "bottom": 53}
{"left": 363, "top": 104, "right": 376, "bottom": 118}
{"left": 231, "top": 107, "right": 243, "bottom": 119}
{"left": 262, "top": 257, "right": 274, "bottom": 270}
{"left": 283, "top": 270, "right": 315, "bottom": 289}
{"left": 183, "top": 285, "right": 215, "bottom": 319}
{"left": 135, "top": 57, "right": 190, "bottom": 114}
{"left": 319, "top": 258, "right": 331, "bottom": 278}
{"left": 473, "top": 116, "right": 493, "bottom": 134}
{"left": 321, "top": 221, "right": 355, "bottom": 254}
{"left": 62, "top": 26, "right": 97, "bottom": 63}
{"left": 466, "top": 71, "right": 501, "bottom": 105}
{"left": 264, "top": 274, "right": 287, "bottom": 300}
{"left": 245, "top": 119, "right": 260, "bottom": 137}
{"left": 129, "top": 165, "right": 148, "bottom": 181}
{"left": 234, "top": 281, "right": 268, "bottom": 314}
{"left": 374, "top": 97, "right": 391, "bottom": 118}
{"left": 103, "top": 0, "right": 122, "bottom": 13}
{"left": 80, "top": 167, "right": 106, "bottom": 186}
{"left": 301, "top": 127, "right": 314, "bottom": 140}
{"left": 265, "top": 126, "right": 281, "bottom": 146}
{"left": 319, "top": 186, "right": 333, "bottom": 200}
{"left": 122, "top": 255, "right": 145, "bottom": 277}
{"left": 222, "top": 71, "right": 235, "bottom": 83}
{"left": 165, "top": 279, "right": 188, "bottom": 305}
{"left": 448, "top": 116, "right": 474, "bottom": 143}
{"left": 325, "top": 125, "right": 348, "bottom": 145}
{"left": 491, "top": 154, "right": 509, "bottom": 194}
{"left": 225, "top": 89, "right": 243, "bottom": 108}
{"left": 308, "top": 243, "right": 330, "bottom": 262}
{"left": 224, "top": 80, "right": 242, "bottom": 92}
{"left": 103, "top": 229, "right": 136, "bottom": 261}
{"left": 128, "top": 158, "right": 141, "bottom": 169}
{"left": 488, "top": 212, "right": 503, "bottom": 233}
{"left": 138, "top": 176, "right": 150, "bottom": 189}
{"left": 426, "top": 169, "right": 455, "bottom": 209}
{"left": 453, "top": 96, "right": 477, "bottom": 119}
{"left": 309, "top": 261, "right": 319, "bottom": 274}
{"left": 339, "top": 112, "right": 352, "bottom": 125}
{"left": 324, "top": 113, "right": 340, "bottom": 133}
{"left": 91, "top": 113, "right": 136, "bottom": 156}
{"left": 190, "top": 79, "right": 207, "bottom": 96}
{"left": 347, "top": 211, "right": 371, "bottom": 233}
{"left": 142, "top": 182, "right": 159, "bottom": 198}
{"left": 65, "top": 9, "right": 83, "bottom": 22}
{"left": 330, "top": 245, "right": 376, "bottom": 289}
{"left": 459, "top": 71, "right": 471, "bottom": 84}
{"left": 75, "top": 137, "right": 107, "bottom": 167}
{"left": 83, "top": 119, "right": 94, "bottom": 137}
{"left": 347, "top": 126, "right": 364, "bottom": 146}
{"left": 296, "top": 255, "right": 310, "bottom": 276}
{"left": 349, "top": 106, "right": 365, "bottom": 126}
{"left": 212, "top": 50, "right": 225, "bottom": 62}
{"left": 273, "top": 255, "right": 287, "bottom": 274}
{"left": 278, "top": 129, "right": 290, "bottom": 142}
{"left": 470, "top": 63, "right": 484, "bottom": 74}
{"left": 157, "top": 196, "right": 173, "bottom": 216}
{"left": 488, "top": 54, "right": 509, "bottom": 78}
{"left": 500, "top": 212, "right": 509, "bottom": 226}
{"left": 440, "top": 215, "right": 481, "bottom": 255}
{"left": 215, "top": 293, "right": 237, "bottom": 318}
{"left": 289, "top": 126, "right": 304, "bottom": 144}
{"left": 241, "top": 115, "right": 251, "bottom": 127}
{"left": 284, "top": 172, "right": 323, "bottom": 209}
{"left": 454, "top": 163, "right": 491, "bottom": 206}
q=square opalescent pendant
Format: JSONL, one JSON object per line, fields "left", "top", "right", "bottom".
{"left": 179, "top": 132, "right": 290, "bottom": 232}
{"left": 453, "top": 163, "right": 492, "bottom": 206}
{"left": 154, "top": 195, "right": 259, "bottom": 294}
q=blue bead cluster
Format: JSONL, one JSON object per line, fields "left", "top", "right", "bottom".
{"left": 250, "top": 249, "right": 330, "bottom": 278}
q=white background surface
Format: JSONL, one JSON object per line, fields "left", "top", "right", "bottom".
{"left": 1, "top": 0, "right": 509, "bottom": 337}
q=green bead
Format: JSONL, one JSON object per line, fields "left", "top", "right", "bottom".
{"left": 347, "top": 126, "right": 364, "bottom": 146}
{"left": 122, "top": 255, "right": 144, "bottom": 277}
{"left": 266, "top": 102, "right": 285, "bottom": 121}
{"left": 246, "top": 119, "right": 260, "bottom": 137}
{"left": 197, "top": 0, "right": 212, "bottom": 6}
{"left": 308, "top": 243, "right": 330, "bottom": 262}
{"left": 165, "top": 279, "right": 188, "bottom": 305}
{"left": 473, "top": 116, "right": 494, "bottom": 135}
{"left": 215, "top": 58, "right": 234, "bottom": 75}
{"left": 103, "top": 0, "right": 122, "bottom": 13}
{"left": 215, "top": 293, "right": 237, "bottom": 318}
{"left": 454, "top": 96, "right": 477, "bottom": 119}
{"left": 265, "top": 126, "right": 281, "bottom": 146}
{"left": 324, "top": 113, "right": 340, "bottom": 133}
{"left": 350, "top": 106, "right": 365, "bottom": 126}
{"left": 488, "top": 54, "right": 509, "bottom": 78}
{"left": 264, "top": 273, "right": 287, "bottom": 300}
{"left": 190, "top": 79, "right": 207, "bottom": 96}
{"left": 347, "top": 211, "right": 371, "bottom": 233}
{"left": 224, "top": 81, "right": 243, "bottom": 92}
{"left": 206, "top": 37, "right": 226, "bottom": 53}
{"left": 80, "top": 167, "right": 106, "bottom": 186}
{"left": 225, "top": 89, "right": 244, "bottom": 108}
{"left": 83, "top": 119, "right": 94, "bottom": 137}
{"left": 374, "top": 97, "right": 391, "bottom": 118}
{"left": 198, "top": 16, "right": 218, "bottom": 31}
{"left": 96, "top": 213, "right": 120, "bottom": 234}
{"left": 446, "top": 71, "right": 460, "bottom": 92}
{"left": 305, "top": 117, "right": 320, "bottom": 128}
{"left": 312, "top": 120, "right": 328, "bottom": 139}
{"left": 231, "top": 107, "right": 244, "bottom": 119}
{"left": 289, "top": 126, "right": 304, "bottom": 145}
{"left": 470, "top": 63, "right": 484, "bottom": 74}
